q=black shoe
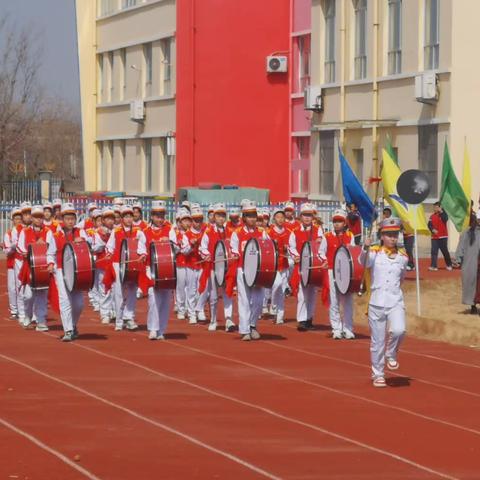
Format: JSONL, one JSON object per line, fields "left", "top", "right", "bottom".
{"left": 470, "top": 305, "right": 478, "bottom": 315}
{"left": 297, "top": 321, "right": 308, "bottom": 332}
{"left": 305, "top": 319, "right": 314, "bottom": 330}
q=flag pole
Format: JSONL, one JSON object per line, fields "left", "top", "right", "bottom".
{"left": 412, "top": 204, "right": 421, "bottom": 316}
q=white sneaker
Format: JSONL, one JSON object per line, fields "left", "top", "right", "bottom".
{"left": 428, "top": 267, "right": 438, "bottom": 271}
{"left": 332, "top": 330, "right": 343, "bottom": 339}
{"left": 386, "top": 358, "right": 400, "bottom": 370}
{"left": 225, "top": 318, "right": 235, "bottom": 332}
{"left": 343, "top": 329, "right": 355, "bottom": 340}
{"left": 250, "top": 327, "right": 261, "bottom": 340}
{"left": 177, "top": 312, "right": 186, "bottom": 320}
{"left": 262, "top": 306, "right": 269, "bottom": 315}
{"left": 22, "top": 317, "right": 32, "bottom": 329}
{"left": 446, "top": 266, "right": 453, "bottom": 271}
{"left": 125, "top": 320, "right": 139, "bottom": 331}
{"left": 35, "top": 324, "right": 49, "bottom": 332}
{"left": 197, "top": 311, "right": 207, "bottom": 321}
{"left": 157, "top": 334, "right": 165, "bottom": 340}
{"left": 373, "top": 377, "right": 387, "bottom": 388}
{"left": 93, "top": 306, "right": 100, "bottom": 312}
{"left": 148, "top": 330, "right": 159, "bottom": 340}
{"left": 275, "top": 314, "right": 284, "bottom": 324}
{"left": 208, "top": 322, "right": 217, "bottom": 331}
{"left": 114, "top": 325, "right": 123, "bottom": 331}
{"left": 189, "top": 316, "right": 198, "bottom": 325}
{"left": 406, "top": 265, "right": 413, "bottom": 271}
{"left": 269, "top": 305, "right": 277, "bottom": 316}
{"left": 101, "top": 317, "right": 110, "bottom": 324}
{"left": 241, "top": 333, "right": 252, "bottom": 341}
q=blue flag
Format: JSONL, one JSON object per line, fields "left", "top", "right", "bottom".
{"left": 339, "top": 148, "right": 376, "bottom": 227}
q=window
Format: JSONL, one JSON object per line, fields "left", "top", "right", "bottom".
{"left": 418, "top": 125, "right": 438, "bottom": 197}
{"left": 352, "top": 149, "right": 364, "bottom": 184}
{"left": 324, "top": 0, "right": 336, "bottom": 83}
{"left": 121, "top": 48, "right": 127, "bottom": 94}
{"left": 319, "top": 131, "right": 335, "bottom": 194}
{"left": 164, "top": 136, "right": 175, "bottom": 193}
{"left": 297, "top": 36, "right": 311, "bottom": 92}
{"left": 97, "top": 55, "right": 104, "bottom": 103}
{"left": 108, "top": 51, "right": 114, "bottom": 100}
{"left": 100, "top": 142, "right": 111, "bottom": 190}
{"left": 144, "top": 43, "right": 153, "bottom": 86}
{"left": 70, "top": 153, "right": 77, "bottom": 179}
{"left": 424, "top": 0, "right": 439, "bottom": 70}
{"left": 161, "top": 38, "right": 172, "bottom": 95}
{"left": 353, "top": 0, "right": 367, "bottom": 80}
{"left": 122, "top": 0, "right": 137, "bottom": 9}
{"left": 99, "top": 0, "right": 116, "bottom": 16}
{"left": 388, "top": 0, "right": 402, "bottom": 74}
{"left": 144, "top": 139, "right": 152, "bottom": 192}
{"left": 121, "top": 140, "right": 127, "bottom": 190}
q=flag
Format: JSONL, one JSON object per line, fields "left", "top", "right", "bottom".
{"left": 386, "top": 136, "right": 398, "bottom": 165}
{"left": 462, "top": 143, "right": 472, "bottom": 229}
{"left": 339, "top": 148, "right": 376, "bottom": 227}
{"left": 440, "top": 141, "right": 469, "bottom": 232}
{"left": 381, "top": 148, "right": 430, "bottom": 235}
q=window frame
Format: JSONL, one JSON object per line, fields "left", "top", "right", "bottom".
{"left": 319, "top": 131, "right": 335, "bottom": 195}
{"left": 324, "top": 0, "right": 336, "bottom": 83}
{"left": 387, "top": 0, "right": 402, "bottom": 75}
{"left": 144, "top": 138, "right": 153, "bottom": 192}
{"left": 353, "top": 0, "right": 367, "bottom": 80}
{"left": 424, "top": 0, "right": 440, "bottom": 70}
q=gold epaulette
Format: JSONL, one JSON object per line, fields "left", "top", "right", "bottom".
{"left": 398, "top": 247, "right": 408, "bottom": 257}
{"left": 370, "top": 245, "right": 381, "bottom": 252}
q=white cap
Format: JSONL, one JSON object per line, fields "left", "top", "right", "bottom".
{"left": 113, "top": 197, "right": 124, "bottom": 206}
{"left": 284, "top": 201, "right": 295, "bottom": 211}
{"left": 191, "top": 206, "right": 204, "bottom": 218}
{"left": 61, "top": 202, "right": 76, "bottom": 215}
{"left": 92, "top": 208, "right": 102, "bottom": 218}
{"left": 207, "top": 204, "right": 215, "bottom": 213}
{"left": 332, "top": 208, "right": 347, "bottom": 221}
{"left": 121, "top": 205, "right": 133, "bottom": 215}
{"left": 271, "top": 206, "right": 285, "bottom": 217}
{"left": 11, "top": 206, "right": 21, "bottom": 218}
{"left": 240, "top": 199, "right": 250, "bottom": 208}
{"left": 300, "top": 203, "right": 315, "bottom": 214}
{"left": 151, "top": 200, "right": 166, "bottom": 212}
{"left": 181, "top": 200, "right": 191, "bottom": 210}
{"left": 132, "top": 201, "right": 142, "bottom": 210}
{"left": 177, "top": 208, "right": 191, "bottom": 220}
{"left": 52, "top": 198, "right": 62, "bottom": 208}
{"left": 102, "top": 206, "right": 115, "bottom": 217}
{"left": 213, "top": 202, "right": 227, "bottom": 214}
{"left": 113, "top": 204, "right": 121, "bottom": 213}
{"left": 241, "top": 200, "right": 257, "bottom": 213}
{"left": 31, "top": 205, "right": 44, "bottom": 216}
{"left": 229, "top": 207, "right": 240, "bottom": 217}
{"left": 43, "top": 201, "right": 53, "bottom": 210}
{"left": 20, "top": 201, "right": 32, "bottom": 212}
{"left": 261, "top": 207, "right": 270, "bottom": 218}
{"left": 87, "top": 202, "right": 97, "bottom": 211}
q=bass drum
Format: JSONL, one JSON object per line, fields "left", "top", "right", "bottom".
{"left": 150, "top": 240, "right": 176, "bottom": 289}
{"left": 214, "top": 239, "right": 231, "bottom": 287}
{"left": 300, "top": 240, "right": 326, "bottom": 288}
{"left": 62, "top": 241, "right": 95, "bottom": 292}
{"left": 28, "top": 243, "right": 49, "bottom": 290}
{"left": 119, "top": 237, "right": 143, "bottom": 284}
{"left": 243, "top": 238, "right": 278, "bottom": 288}
{"left": 333, "top": 245, "right": 364, "bottom": 294}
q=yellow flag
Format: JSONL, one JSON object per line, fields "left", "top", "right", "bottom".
{"left": 462, "top": 144, "right": 472, "bottom": 229}
{"left": 381, "top": 149, "right": 430, "bottom": 235}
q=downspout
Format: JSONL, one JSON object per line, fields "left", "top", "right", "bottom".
{"left": 191, "top": 0, "right": 196, "bottom": 186}
{"left": 372, "top": 0, "right": 379, "bottom": 181}
{"left": 339, "top": 0, "right": 346, "bottom": 150}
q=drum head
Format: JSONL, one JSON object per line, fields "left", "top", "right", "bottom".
{"left": 300, "top": 242, "right": 312, "bottom": 287}
{"left": 214, "top": 240, "right": 227, "bottom": 287}
{"left": 27, "top": 245, "right": 37, "bottom": 288}
{"left": 119, "top": 239, "right": 129, "bottom": 283}
{"left": 333, "top": 246, "right": 352, "bottom": 295}
{"left": 62, "top": 243, "right": 76, "bottom": 292}
{"left": 150, "top": 242, "right": 158, "bottom": 281}
{"left": 243, "top": 238, "right": 259, "bottom": 288}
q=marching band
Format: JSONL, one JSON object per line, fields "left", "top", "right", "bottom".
{"left": 3, "top": 198, "right": 408, "bottom": 388}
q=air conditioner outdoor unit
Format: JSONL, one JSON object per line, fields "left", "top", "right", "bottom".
{"left": 415, "top": 72, "right": 438, "bottom": 104}
{"left": 130, "top": 99, "right": 145, "bottom": 122}
{"left": 266, "top": 55, "right": 288, "bottom": 73}
{"left": 304, "top": 85, "right": 323, "bottom": 111}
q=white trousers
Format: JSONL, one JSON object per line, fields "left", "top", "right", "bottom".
{"left": 237, "top": 268, "right": 264, "bottom": 334}
{"left": 88, "top": 286, "right": 99, "bottom": 308}
{"left": 271, "top": 270, "right": 288, "bottom": 317}
{"left": 95, "top": 268, "right": 113, "bottom": 319}
{"left": 113, "top": 263, "right": 137, "bottom": 326}
{"left": 297, "top": 284, "right": 317, "bottom": 322}
{"left": 175, "top": 267, "right": 187, "bottom": 315}
{"left": 55, "top": 268, "right": 83, "bottom": 332}
{"left": 328, "top": 269, "right": 354, "bottom": 333}
{"left": 223, "top": 293, "right": 233, "bottom": 319}
{"left": 14, "top": 259, "right": 26, "bottom": 319}
{"left": 368, "top": 303, "right": 406, "bottom": 379}
{"left": 24, "top": 288, "right": 48, "bottom": 324}
{"left": 186, "top": 268, "right": 202, "bottom": 318}
{"left": 263, "top": 288, "right": 272, "bottom": 307}
{"left": 147, "top": 287, "right": 172, "bottom": 334}
{"left": 7, "top": 268, "right": 18, "bottom": 315}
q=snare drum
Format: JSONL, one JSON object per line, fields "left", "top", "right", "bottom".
{"left": 214, "top": 239, "right": 231, "bottom": 287}
{"left": 243, "top": 238, "right": 278, "bottom": 288}
{"left": 119, "top": 238, "right": 144, "bottom": 284}
{"left": 300, "top": 240, "right": 326, "bottom": 288}
{"left": 150, "top": 240, "right": 176, "bottom": 289}
{"left": 62, "top": 241, "right": 95, "bottom": 292}
{"left": 333, "top": 245, "right": 364, "bottom": 294}
{"left": 28, "top": 243, "right": 50, "bottom": 290}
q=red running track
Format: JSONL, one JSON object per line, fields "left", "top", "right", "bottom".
{"left": 0, "top": 263, "right": 479, "bottom": 480}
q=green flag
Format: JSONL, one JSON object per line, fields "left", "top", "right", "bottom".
{"left": 386, "top": 136, "right": 398, "bottom": 165}
{"left": 440, "top": 141, "right": 469, "bottom": 232}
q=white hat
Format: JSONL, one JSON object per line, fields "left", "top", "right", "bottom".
{"left": 43, "top": 201, "right": 53, "bottom": 210}
{"left": 151, "top": 200, "right": 166, "bottom": 212}
{"left": 181, "top": 200, "right": 191, "bottom": 210}
{"left": 87, "top": 202, "right": 97, "bottom": 211}
{"left": 261, "top": 207, "right": 270, "bottom": 218}
{"left": 11, "top": 206, "right": 21, "bottom": 218}
{"left": 271, "top": 206, "right": 285, "bottom": 217}
{"left": 20, "top": 201, "right": 32, "bottom": 212}
{"left": 113, "top": 204, "right": 121, "bottom": 213}
{"left": 132, "top": 201, "right": 142, "bottom": 210}
{"left": 92, "top": 208, "right": 102, "bottom": 218}
{"left": 177, "top": 207, "right": 191, "bottom": 220}
{"left": 213, "top": 202, "right": 227, "bottom": 214}
{"left": 31, "top": 204, "right": 44, "bottom": 217}
{"left": 332, "top": 208, "right": 347, "bottom": 221}
{"left": 121, "top": 205, "right": 133, "bottom": 215}
{"left": 380, "top": 216, "right": 402, "bottom": 232}
{"left": 61, "top": 202, "right": 76, "bottom": 215}
{"left": 300, "top": 203, "right": 315, "bottom": 214}
{"left": 207, "top": 204, "right": 215, "bottom": 213}
{"left": 229, "top": 207, "right": 240, "bottom": 217}
{"left": 191, "top": 206, "right": 204, "bottom": 218}
{"left": 241, "top": 200, "right": 257, "bottom": 213}
{"left": 240, "top": 199, "right": 250, "bottom": 208}
{"left": 113, "top": 197, "right": 124, "bottom": 206}
{"left": 284, "top": 201, "right": 295, "bottom": 211}
{"left": 102, "top": 206, "right": 115, "bottom": 217}
{"left": 52, "top": 198, "right": 62, "bottom": 208}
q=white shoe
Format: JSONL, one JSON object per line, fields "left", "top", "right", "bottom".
{"left": 189, "top": 316, "right": 198, "bottom": 325}
{"left": 93, "top": 306, "right": 100, "bottom": 312}
{"left": 101, "top": 317, "right": 110, "bottom": 324}
{"left": 250, "top": 327, "right": 261, "bottom": 340}
{"left": 446, "top": 266, "right": 453, "bottom": 271}
{"left": 373, "top": 377, "right": 387, "bottom": 388}
{"left": 35, "top": 324, "right": 49, "bottom": 332}
{"left": 262, "top": 306, "right": 269, "bottom": 315}
{"left": 208, "top": 322, "right": 217, "bottom": 331}
{"left": 428, "top": 267, "right": 438, "bottom": 271}
{"left": 114, "top": 325, "right": 123, "bottom": 331}
{"left": 157, "top": 334, "right": 165, "bottom": 340}
{"left": 275, "top": 314, "right": 284, "bottom": 324}
{"left": 197, "top": 311, "right": 207, "bottom": 321}
{"left": 225, "top": 318, "right": 235, "bottom": 332}
{"left": 269, "top": 305, "right": 277, "bottom": 316}
{"left": 22, "top": 317, "right": 32, "bottom": 329}
{"left": 125, "top": 320, "right": 139, "bottom": 331}
{"left": 343, "top": 329, "right": 355, "bottom": 340}
{"left": 241, "top": 333, "right": 252, "bottom": 341}
{"left": 177, "top": 312, "right": 186, "bottom": 320}
{"left": 386, "top": 358, "right": 399, "bottom": 370}
{"left": 148, "top": 330, "right": 159, "bottom": 340}
{"left": 406, "top": 265, "right": 413, "bottom": 271}
{"left": 332, "top": 330, "right": 343, "bottom": 339}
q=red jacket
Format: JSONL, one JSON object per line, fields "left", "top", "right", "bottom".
{"left": 325, "top": 230, "right": 354, "bottom": 268}
{"left": 428, "top": 212, "right": 448, "bottom": 239}
{"left": 111, "top": 226, "right": 140, "bottom": 263}
{"left": 185, "top": 228, "right": 203, "bottom": 270}
{"left": 268, "top": 226, "right": 289, "bottom": 271}
{"left": 235, "top": 227, "right": 263, "bottom": 269}
{"left": 143, "top": 225, "right": 171, "bottom": 265}
{"left": 346, "top": 211, "right": 362, "bottom": 237}
{"left": 53, "top": 228, "right": 83, "bottom": 269}
{"left": 292, "top": 225, "right": 321, "bottom": 252}
{"left": 285, "top": 219, "right": 301, "bottom": 233}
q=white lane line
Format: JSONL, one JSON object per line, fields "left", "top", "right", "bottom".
{"left": 164, "top": 340, "right": 480, "bottom": 437}
{"left": 265, "top": 341, "right": 480, "bottom": 399}
{"left": 0, "top": 417, "right": 102, "bottom": 480}
{"left": 0, "top": 353, "right": 281, "bottom": 480}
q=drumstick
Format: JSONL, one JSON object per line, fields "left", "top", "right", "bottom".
{"left": 194, "top": 258, "right": 232, "bottom": 265}
{"left": 307, "top": 265, "right": 328, "bottom": 270}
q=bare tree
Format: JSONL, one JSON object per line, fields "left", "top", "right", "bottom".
{"left": 0, "top": 14, "right": 44, "bottom": 190}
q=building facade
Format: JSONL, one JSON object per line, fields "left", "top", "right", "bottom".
{"left": 308, "top": 0, "right": 480, "bottom": 213}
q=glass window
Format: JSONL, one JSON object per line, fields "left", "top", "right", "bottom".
{"left": 297, "top": 36, "right": 311, "bottom": 92}
{"left": 161, "top": 38, "right": 172, "bottom": 95}
{"left": 424, "top": 0, "right": 439, "bottom": 70}
{"left": 418, "top": 125, "right": 438, "bottom": 197}
{"left": 388, "top": 0, "right": 402, "bottom": 74}
{"left": 144, "top": 43, "right": 152, "bottom": 85}
{"left": 319, "top": 131, "right": 335, "bottom": 194}
{"left": 108, "top": 51, "right": 114, "bottom": 100}
{"left": 324, "top": 0, "right": 336, "bottom": 83}
{"left": 144, "top": 139, "right": 152, "bottom": 192}
{"left": 100, "top": 0, "right": 116, "bottom": 16}
{"left": 121, "top": 48, "right": 127, "bottom": 94}
{"left": 353, "top": 0, "right": 367, "bottom": 80}
{"left": 122, "top": 0, "right": 137, "bottom": 9}
{"left": 121, "top": 140, "right": 127, "bottom": 191}
{"left": 352, "top": 148, "right": 364, "bottom": 184}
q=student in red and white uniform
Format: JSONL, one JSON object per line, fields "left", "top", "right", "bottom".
{"left": 140, "top": 200, "right": 185, "bottom": 340}
{"left": 52, "top": 198, "right": 63, "bottom": 222}
{"left": 91, "top": 206, "right": 116, "bottom": 324}
{"left": 12, "top": 202, "right": 32, "bottom": 326}
{"left": 230, "top": 200, "right": 269, "bottom": 341}
{"left": 17, "top": 205, "right": 50, "bottom": 330}
{"left": 106, "top": 204, "right": 146, "bottom": 331}
{"left": 267, "top": 207, "right": 290, "bottom": 324}
{"left": 325, "top": 209, "right": 356, "bottom": 339}
{"left": 133, "top": 201, "right": 148, "bottom": 230}
{"left": 428, "top": 201, "right": 453, "bottom": 271}
{"left": 226, "top": 207, "right": 242, "bottom": 234}
{"left": 113, "top": 204, "right": 122, "bottom": 227}
{"left": 288, "top": 203, "right": 327, "bottom": 331}
{"left": 47, "top": 202, "right": 89, "bottom": 341}
{"left": 284, "top": 201, "right": 301, "bottom": 233}
{"left": 43, "top": 202, "right": 59, "bottom": 233}
{"left": 174, "top": 208, "right": 192, "bottom": 320}
{"left": 185, "top": 205, "right": 205, "bottom": 324}
{"left": 76, "top": 202, "right": 97, "bottom": 230}
{"left": 207, "top": 205, "right": 215, "bottom": 225}
{"left": 85, "top": 209, "right": 103, "bottom": 311}
{"left": 346, "top": 203, "right": 362, "bottom": 246}
{"left": 3, "top": 207, "right": 22, "bottom": 319}
{"left": 198, "top": 203, "right": 236, "bottom": 332}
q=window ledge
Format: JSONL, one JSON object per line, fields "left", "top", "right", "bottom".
{"left": 290, "top": 192, "right": 309, "bottom": 198}
{"left": 290, "top": 92, "right": 304, "bottom": 99}
{"left": 308, "top": 193, "right": 338, "bottom": 203}
{"left": 97, "top": 0, "right": 169, "bottom": 21}
{"left": 97, "top": 93, "right": 175, "bottom": 108}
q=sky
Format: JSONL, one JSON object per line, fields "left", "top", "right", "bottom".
{"left": 0, "top": 0, "right": 81, "bottom": 111}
